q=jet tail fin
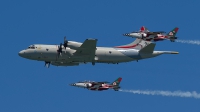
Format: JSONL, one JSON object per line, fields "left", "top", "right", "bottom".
{"left": 140, "top": 26, "right": 149, "bottom": 32}
{"left": 167, "top": 27, "right": 179, "bottom": 42}
{"left": 111, "top": 77, "right": 122, "bottom": 91}
{"left": 139, "top": 43, "right": 155, "bottom": 53}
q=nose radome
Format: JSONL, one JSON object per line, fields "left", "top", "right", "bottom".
{"left": 18, "top": 50, "right": 25, "bottom": 57}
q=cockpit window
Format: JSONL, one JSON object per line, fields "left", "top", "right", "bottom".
{"left": 27, "top": 45, "right": 35, "bottom": 49}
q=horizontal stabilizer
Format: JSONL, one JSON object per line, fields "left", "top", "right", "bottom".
{"left": 139, "top": 43, "right": 155, "bottom": 53}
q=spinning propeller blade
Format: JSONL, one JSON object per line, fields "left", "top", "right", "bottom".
{"left": 63, "top": 36, "right": 68, "bottom": 53}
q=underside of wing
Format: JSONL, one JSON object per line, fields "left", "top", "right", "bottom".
{"left": 147, "top": 31, "right": 165, "bottom": 35}
{"left": 92, "top": 82, "right": 104, "bottom": 85}
{"left": 91, "top": 81, "right": 109, "bottom": 85}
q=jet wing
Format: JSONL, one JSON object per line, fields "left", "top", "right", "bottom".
{"left": 147, "top": 31, "right": 165, "bottom": 35}
{"left": 91, "top": 81, "right": 109, "bottom": 84}
{"left": 92, "top": 82, "right": 104, "bottom": 85}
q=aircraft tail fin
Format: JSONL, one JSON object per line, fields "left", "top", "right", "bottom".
{"left": 139, "top": 43, "right": 156, "bottom": 53}
{"left": 112, "top": 77, "right": 122, "bottom": 91}
{"left": 115, "top": 39, "right": 152, "bottom": 50}
{"left": 140, "top": 26, "right": 149, "bottom": 32}
{"left": 139, "top": 26, "right": 149, "bottom": 32}
{"left": 167, "top": 27, "right": 179, "bottom": 42}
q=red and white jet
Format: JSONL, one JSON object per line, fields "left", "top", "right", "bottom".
{"left": 123, "top": 26, "right": 179, "bottom": 42}
{"left": 70, "top": 77, "right": 122, "bottom": 91}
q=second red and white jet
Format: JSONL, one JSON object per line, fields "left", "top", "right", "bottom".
{"left": 123, "top": 26, "right": 179, "bottom": 42}
{"left": 70, "top": 77, "right": 122, "bottom": 91}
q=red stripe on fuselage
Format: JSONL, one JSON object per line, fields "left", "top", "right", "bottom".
{"left": 115, "top": 44, "right": 137, "bottom": 48}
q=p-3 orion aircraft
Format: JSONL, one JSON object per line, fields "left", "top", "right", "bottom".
{"left": 123, "top": 26, "right": 179, "bottom": 42}
{"left": 70, "top": 77, "right": 122, "bottom": 91}
{"left": 18, "top": 37, "right": 178, "bottom": 67}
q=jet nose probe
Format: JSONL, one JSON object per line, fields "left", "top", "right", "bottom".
{"left": 70, "top": 83, "right": 76, "bottom": 86}
{"left": 123, "top": 33, "right": 130, "bottom": 36}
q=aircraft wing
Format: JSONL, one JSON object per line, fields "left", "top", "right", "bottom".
{"left": 91, "top": 81, "right": 109, "bottom": 84}
{"left": 73, "top": 39, "right": 97, "bottom": 61}
{"left": 147, "top": 31, "right": 165, "bottom": 35}
{"left": 96, "top": 81, "right": 109, "bottom": 84}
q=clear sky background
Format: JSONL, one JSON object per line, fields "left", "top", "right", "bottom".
{"left": 1, "top": 0, "right": 200, "bottom": 112}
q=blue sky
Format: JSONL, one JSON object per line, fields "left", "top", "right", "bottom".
{"left": 1, "top": 0, "right": 200, "bottom": 112}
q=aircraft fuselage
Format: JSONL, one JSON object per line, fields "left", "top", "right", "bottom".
{"left": 18, "top": 39, "right": 178, "bottom": 67}
{"left": 18, "top": 44, "right": 162, "bottom": 64}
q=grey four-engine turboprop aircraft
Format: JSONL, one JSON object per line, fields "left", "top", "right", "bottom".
{"left": 18, "top": 37, "right": 179, "bottom": 67}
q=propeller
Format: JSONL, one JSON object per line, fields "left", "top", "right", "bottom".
{"left": 56, "top": 36, "right": 69, "bottom": 60}
{"left": 57, "top": 43, "right": 63, "bottom": 58}
{"left": 63, "top": 36, "right": 68, "bottom": 53}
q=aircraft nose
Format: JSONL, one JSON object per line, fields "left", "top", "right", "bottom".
{"left": 18, "top": 50, "right": 25, "bottom": 57}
